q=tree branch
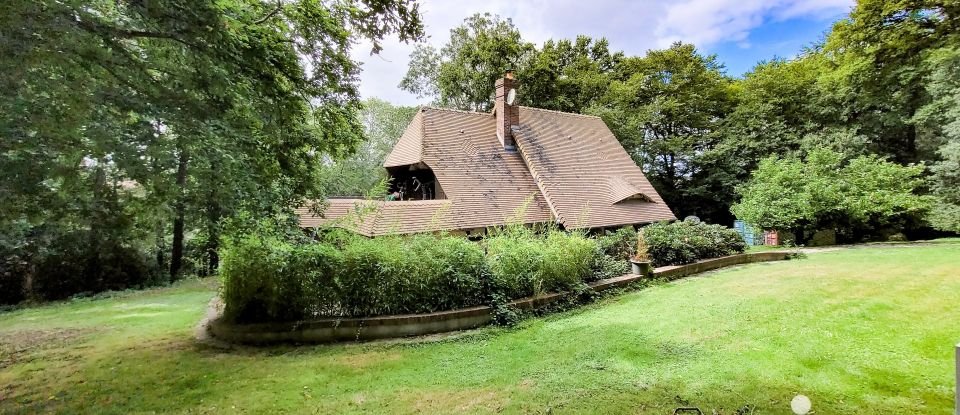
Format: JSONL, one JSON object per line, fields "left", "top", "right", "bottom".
{"left": 254, "top": 0, "right": 283, "bottom": 25}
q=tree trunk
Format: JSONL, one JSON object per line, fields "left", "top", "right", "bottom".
{"left": 88, "top": 166, "right": 107, "bottom": 291}
{"left": 204, "top": 197, "right": 221, "bottom": 276}
{"left": 170, "top": 146, "right": 189, "bottom": 279}
{"left": 155, "top": 223, "right": 166, "bottom": 271}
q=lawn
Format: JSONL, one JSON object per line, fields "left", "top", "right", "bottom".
{"left": 1, "top": 243, "right": 958, "bottom": 414}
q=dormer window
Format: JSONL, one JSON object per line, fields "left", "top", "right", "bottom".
{"left": 386, "top": 162, "right": 445, "bottom": 201}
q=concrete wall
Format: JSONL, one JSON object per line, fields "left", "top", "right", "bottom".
{"left": 208, "top": 251, "right": 793, "bottom": 345}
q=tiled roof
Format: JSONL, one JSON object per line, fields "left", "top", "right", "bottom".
{"left": 296, "top": 199, "right": 455, "bottom": 236}
{"left": 513, "top": 107, "right": 676, "bottom": 229}
{"left": 383, "top": 111, "right": 423, "bottom": 168}
{"left": 299, "top": 107, "right": 554, "bottom": 235}
{"left": 299, "top": 105, "right": 676, "bottom": 235}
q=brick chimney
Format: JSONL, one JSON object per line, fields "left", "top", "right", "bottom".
{"left": 494, "top": 70, "right": 518, "bottom": 151}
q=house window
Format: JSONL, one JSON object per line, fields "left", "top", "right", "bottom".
{"left": 386, "top": 164, "right": 445, "bottom": 201}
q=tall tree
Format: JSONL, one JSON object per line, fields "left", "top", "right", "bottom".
{"left": 400, "top": 13, "right": 533, "bottom": 111}
{"left": 0, "top": 0, "right": 424, "bottom": 283}
{"left": 818, "top": 0, "right": 960, "bottom": 163}
{"left": 520, "top": 36, "right": 623, "bottom": 113}
{"left": 700, "top": 54, "right": 835, "bottom": 224}
{"left": 916, "top": 45, "right": 960, "bottom": 232}
{"left": 591, "top": 42, "right": 734, "bottom": 222}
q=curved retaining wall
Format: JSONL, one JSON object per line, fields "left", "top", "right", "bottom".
{"left": 208, "top": 251, "right": 793, "bottom": 345}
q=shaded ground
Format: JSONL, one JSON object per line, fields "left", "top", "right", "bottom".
{"left": 1, "top": 243, "right": 958, "bottom": 414}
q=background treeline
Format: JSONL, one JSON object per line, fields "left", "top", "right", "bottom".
{"left": 396, "top": 2, "right": 959, "bottom": 237}
{"left": 0, "top": 0, "right": 424, "bottom": 303}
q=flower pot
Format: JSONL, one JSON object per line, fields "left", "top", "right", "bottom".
{"left": 630, "top": 260, "right": 652, "bottom": 277}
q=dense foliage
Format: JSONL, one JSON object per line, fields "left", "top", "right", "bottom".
{"left": 318, "top": 99, "right": 418, "bottom": 196}
{"left": 732, "top": 150, "right": 932, "bottom": 244}
{"left": 220, "top": 220, "right": 750, "bottom": 323}
{"left": 641, "top": 220, "right": 747, "bottom": 267}
{"left": 221, "top": 225, "right": 625, "bottom": 324}
{"left": 596, "top": 226, "right": 638, "bottom": 261}
{"left": 0, "top": 0, "right": 423, "bottom": 304}
{"left": 220, "top": 229, "right": 488, "bottom": 323}
{"left": 484, "top": 226, "right": 597, "bottom": 299}
{"left": 402, "top": 2, "right": 960, "bottom": 234}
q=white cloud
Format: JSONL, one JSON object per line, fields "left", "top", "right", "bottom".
{"left": 654, "top": 0, "right": 852, "bottom": 48}
{"left": 352, "top": 0, "right": 853, "bottom": 105}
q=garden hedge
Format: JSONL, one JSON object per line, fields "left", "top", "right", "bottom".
{"left": 642, "top": 219, "right": 747, "bottom": 267}
{"left": 220, "top": 221, "right": 746, "bottom": 324}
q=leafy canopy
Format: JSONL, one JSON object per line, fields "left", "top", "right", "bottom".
{"left": 732, "top": 149, "right": 932, "bottom": 241}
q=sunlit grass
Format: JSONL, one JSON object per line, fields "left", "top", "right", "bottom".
{"left": 1, "top": 243, "right": 958, "bottom": 414}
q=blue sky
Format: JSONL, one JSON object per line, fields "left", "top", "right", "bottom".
{"left": 709, "top": 15, "right": 838, "bottom": 75}
{"left": 353, "top": 0, "right": 852, "bottom": 105}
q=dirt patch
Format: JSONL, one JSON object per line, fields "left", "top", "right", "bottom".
{"left": 336, "top": 350, "right": 403, "bottom": 369}
{"left": 407, "top": 388, "right": 505, "bottom": 413}
{"left": 0, "top": 328, "right": 93, "bottom": 368}
{"left": 518, "top": 378, "right": 537, "bottom": 391}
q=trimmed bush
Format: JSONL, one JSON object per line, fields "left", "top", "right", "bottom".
{"left": 642, "top": 220, "right": 747, "bottom": 267}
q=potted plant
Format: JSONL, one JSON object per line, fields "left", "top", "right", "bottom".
{"left": 630, "top": 232, "right": 653, "bottom": 277}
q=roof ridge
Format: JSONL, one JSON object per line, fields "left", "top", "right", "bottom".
{"left": 511, "top": 128, "right": 563, "bottom": 225}
{"left": 420, "top": 105, "right": 600, "bottom": 120}
{"left": 421, "top": 106, "right": 491, "bottom": 116}
{"left": 518, "top": 106, "right": 601, "bottom": 120}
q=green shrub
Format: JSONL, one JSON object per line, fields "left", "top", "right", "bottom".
{"left": 220, "top": 233, "right": 302, "bottom": 323}
{"left": 596, "top": 226, "right": 637, "bottom": 261}
{"left": 540, "top": 230, "right": 595, "bottom": 292}
{"left": 220, "top": 230, "right": 489, "bottom": 323}
{"left": 642, "top": 220, "right": 747, "bottom": 267}
{"left": 590, "top": 251, "right": 629, "bottom": 282}
{"left": 484, "top": 226, "right": 596, "bottom": 298}
{"left": 484, "top": 227, "right": 543, "bottom": 299}
{"left": 30, "top": 230, "right": 159, "bottom": 301}
{"left": 220, "top": 223, "right": 622, "bottom": 324}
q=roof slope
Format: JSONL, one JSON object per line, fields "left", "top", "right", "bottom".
{"left": 296, "top": 199, "right": 454, "bottom": 236}
{"left": 300, "top": 105, "right": 675, "bottom": 234}
{"left": 512, "top": 107, "right": 676, "bottom": 229}
{"left": 383, "top": 111, "right": 423, "bottom": 168}
{"left": 300, "top": 107, "right": 553, "bottom": 235}
{"left": 417, "top": 107, "right": 552, "bottom": 229}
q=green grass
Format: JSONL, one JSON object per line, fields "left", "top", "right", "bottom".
{"left": 2, "top": 243, "right": 959, "bottom": 414}
{"left": 746, "top": 244, "right": 794, "bottom": 252}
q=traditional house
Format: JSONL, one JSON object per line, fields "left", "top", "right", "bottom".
{"left": 297, "top": 71, "right": 676, "bottom": 236}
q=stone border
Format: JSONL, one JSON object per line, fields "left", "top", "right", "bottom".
{"left": 206, "top": 251, "right": 794, "bottom": 345}
{"left": 653, "top": 251, "right": 796, "bottom": 280}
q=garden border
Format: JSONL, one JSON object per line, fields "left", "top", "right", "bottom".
{"left": 207, "top": 251, "right": 793, "bottom": 345}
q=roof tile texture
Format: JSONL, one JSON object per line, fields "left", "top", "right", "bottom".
{"left": 300, "top": 105, "right": 676, "bottom": 235}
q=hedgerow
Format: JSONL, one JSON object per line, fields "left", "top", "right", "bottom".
{"left": 222, "top": 224, "right": 611, "bottom": 324}
{"left": 642, "top": 219, "right": 747, "bottom": 267}
{"left": 220, "top": 220, "right": 746, "bottom": 324}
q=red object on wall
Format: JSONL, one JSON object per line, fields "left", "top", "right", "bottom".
{"left": 764, "top": 231, "right": 779, "bottom": 246}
